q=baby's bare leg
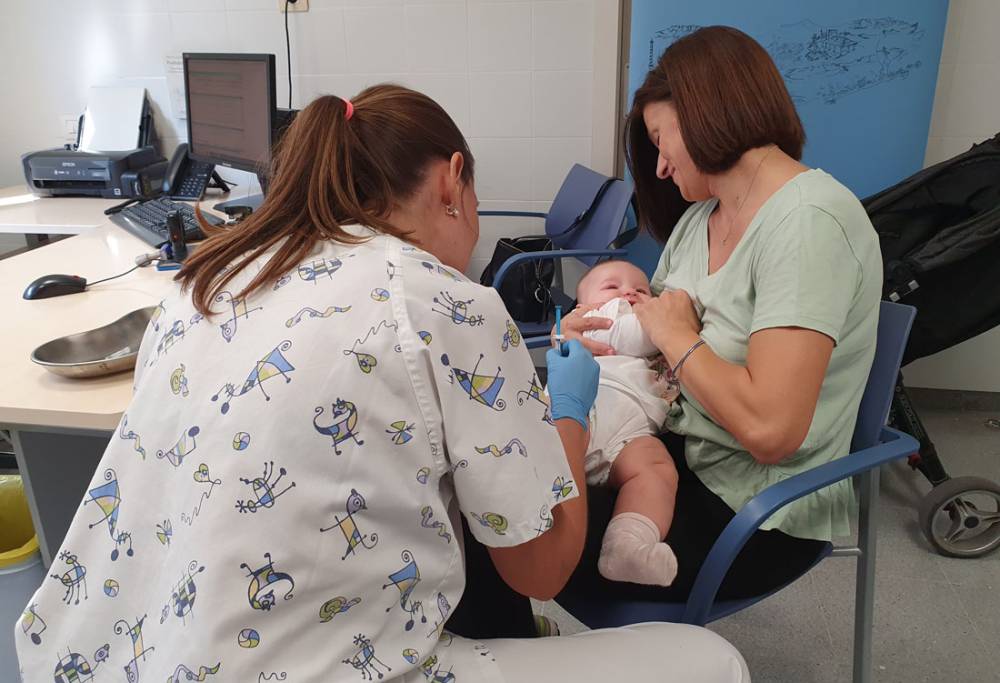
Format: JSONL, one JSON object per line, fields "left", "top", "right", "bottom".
{"left": 598, "top": 436, "right": 679, "bottom": 586}
{"left": 607, "top": 436, "right": 678, "bottom": 537}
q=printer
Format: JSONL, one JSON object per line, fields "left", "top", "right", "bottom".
{"left": 22, "top": 86, "right": 166, "bottom": 199}
{"left": 23, "top": 147, "right": 167, "bottom": 199}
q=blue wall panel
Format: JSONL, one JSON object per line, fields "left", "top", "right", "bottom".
{"left": 628, "top": 1, "right": 950, "bottom": 199}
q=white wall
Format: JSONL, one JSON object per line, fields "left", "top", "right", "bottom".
{"left": 10, "top": 1, "right": 993, "bottom": 392}
{"left": 0, "top": 0, "right": 621, "bottom": 276}
{"left": 903, "top": 0, "right": 1000, "bottom": 392}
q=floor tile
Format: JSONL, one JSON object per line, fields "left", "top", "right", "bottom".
{"left": 707, "top": 574, "right": 848, "bottom": 683}
{"left": 946, "top": 581, "right": 1000, "bottom": 669}
{"left": 816, "top": 564, "right": 995, "bottom": 683}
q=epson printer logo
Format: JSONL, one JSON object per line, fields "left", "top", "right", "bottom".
{"left": 61, "top": 162, "right": 77, "bottom": 167}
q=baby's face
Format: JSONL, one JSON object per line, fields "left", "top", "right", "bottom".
{"left": 577, "top": 262, "right": 652, "bottom": 307}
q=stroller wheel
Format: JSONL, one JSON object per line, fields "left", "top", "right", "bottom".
{"left": 918, "top": 476, "right": 1000, "bottom": 558}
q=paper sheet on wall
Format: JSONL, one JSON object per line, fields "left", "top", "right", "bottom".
{"left": 165, "top": 54, "right": 187, "bottom": 120}
{"left": 78, "top": 86, "right": 146, "bottom": 152}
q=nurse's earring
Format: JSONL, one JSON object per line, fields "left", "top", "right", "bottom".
{"left": 445, "top": 204, "right": 459, "bottom": 217}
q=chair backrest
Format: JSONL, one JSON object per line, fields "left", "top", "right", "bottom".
{"left": 545, "top": 164, "right": 633, "bottom": 265}
{"left": 624, "top": 230, "right": 663, "bottom": 279}
{"left": 851, "top": 301, "right": 916, "bottom": 452}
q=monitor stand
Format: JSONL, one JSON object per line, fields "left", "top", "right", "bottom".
{"left": 212, "top": 170, "right": 268, "bottom": 215}
{"left": 207, "top": 169, "right": 232, "bottom": 194}
{"left": 213, "top": 193, "right": 264, "bottom": 213}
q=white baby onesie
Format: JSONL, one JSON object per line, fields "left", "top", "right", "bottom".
{"left": 581, "top": 297, "right": 677, "bottom": 484}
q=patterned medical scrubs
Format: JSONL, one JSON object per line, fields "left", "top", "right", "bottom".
{"left": 16, "top": 228, "right": 577, "bottom": 683}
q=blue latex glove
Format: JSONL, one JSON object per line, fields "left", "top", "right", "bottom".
{"left": 546, "top": 339, "right": 600, "bottom": 431}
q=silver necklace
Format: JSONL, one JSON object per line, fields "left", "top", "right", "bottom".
{"left": 721, "top": 145, "right": 776, "bottom": 246}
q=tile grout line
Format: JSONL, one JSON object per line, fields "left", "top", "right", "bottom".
{"left": 528, "top": 0, "right": 536, "bottom": 201}
{"left": 810, "top": 566, "right": 841, "bottom": 652}
{"left": 941, "top": 579, "right": 996, "bottom": 666}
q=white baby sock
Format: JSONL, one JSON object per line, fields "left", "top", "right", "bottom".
{"left": 597, "top": 512, "right": 678, "bottom": 587}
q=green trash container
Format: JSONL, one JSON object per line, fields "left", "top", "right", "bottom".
{"left": 1, "top": 475, "right": 47, "bottom": 679}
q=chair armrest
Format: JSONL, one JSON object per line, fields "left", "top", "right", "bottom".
{"left": 492, "top": 249, "right": 628, "bottom": 292}
{"left": 681, "top": 427, "right": 919, "bottom": 624}
{"left": 477, "top": 210, "right": 549, "bottom": 219}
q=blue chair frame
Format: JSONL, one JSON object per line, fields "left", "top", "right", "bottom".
{"left": 480, "top": 164, "right": 635, "bottom": 349}
{"left": 557, "top": 301, "right": 920, "bottom": 683}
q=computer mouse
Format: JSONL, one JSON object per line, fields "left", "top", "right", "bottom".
{"left": 23, "top": 274, "right": 88, "bottom": 300}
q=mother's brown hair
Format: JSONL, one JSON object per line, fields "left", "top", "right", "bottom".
{"left": 626, "top": 26, "right": 805, "bottom": 242}
{"left": 177, "top": 84, "right": 474, "bottom": 315}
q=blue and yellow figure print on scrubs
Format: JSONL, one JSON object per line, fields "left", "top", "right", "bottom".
{"left": 16, "top": 226, "right": 576, "bottom": 683}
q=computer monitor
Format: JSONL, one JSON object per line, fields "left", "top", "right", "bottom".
{"left": 183, "top": 53, "right": 276, "bottom": 174}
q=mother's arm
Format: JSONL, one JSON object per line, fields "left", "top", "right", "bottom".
{"left": 635, "top": 290, "right": 833, "bottom": 465}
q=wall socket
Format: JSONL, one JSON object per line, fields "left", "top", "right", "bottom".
{"left": 279, "top": 0, "right": 307, "bottom": 11}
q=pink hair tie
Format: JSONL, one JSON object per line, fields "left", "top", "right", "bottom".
{"left": 343, "top": 98, "right": 354, "bottom": 121}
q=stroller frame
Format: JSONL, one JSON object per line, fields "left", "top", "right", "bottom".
{"left": 869, "top": 134, "right": 1000, "bottom": 558}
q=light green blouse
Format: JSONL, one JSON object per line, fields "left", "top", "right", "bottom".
{"left": 651, "top": 169, "right": 882, "bottom": 541}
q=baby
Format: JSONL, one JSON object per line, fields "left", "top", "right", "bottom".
{"left": 572, "top": 260, "right": 680, "bottom": 586}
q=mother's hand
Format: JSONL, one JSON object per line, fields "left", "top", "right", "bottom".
{"left": 551, "top": 304, "right": 616, "bottom": 356}
{"left": 633, "top": 289, "right": 702, "bottom": 357}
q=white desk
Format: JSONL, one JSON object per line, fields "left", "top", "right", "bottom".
{"left": 0, "top": 186, "right": 122, "bottom": 235}
{"left": 0, "top": 190, "right": 225, "bottom": 566}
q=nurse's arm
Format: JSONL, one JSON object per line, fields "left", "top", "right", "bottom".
{"left": 486, "top": 419, "right": 589, "bottom": 601}
{"left": 661, "top": 326, "right": 834, "bottom": 465}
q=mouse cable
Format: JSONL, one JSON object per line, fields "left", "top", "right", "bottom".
{"left": 87, "top": 263, "right": 144, "bottom": 288}
{"left": 88, "top": 248, "right": 167, "bottom": 288}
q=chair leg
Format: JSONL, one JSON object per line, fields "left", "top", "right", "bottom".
{"left": 853, "top": 467, "right": 879, "bottom": 683}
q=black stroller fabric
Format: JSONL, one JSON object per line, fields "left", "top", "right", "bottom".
{"left": 864, "top": 133, "right": 1000, "bottom": 365}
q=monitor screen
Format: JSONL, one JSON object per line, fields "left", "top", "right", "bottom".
{"left": 183, "top": 53, "right": 276, "bottom": 173}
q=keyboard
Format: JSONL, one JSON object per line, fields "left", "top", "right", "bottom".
{"left": 109, "top": 197, "right": 223, "bottom": 247}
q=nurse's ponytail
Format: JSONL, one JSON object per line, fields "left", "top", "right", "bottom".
{"left": 177, "top": 84, "right": 475, "bottom": 316}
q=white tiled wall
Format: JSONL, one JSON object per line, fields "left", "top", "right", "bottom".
{"left": 903, "top": 0, "right": 1000, "bottom": 392}
{"left": 0, "top": 0, "right": 620, "bottom": 278}
{"left": 922, "top": 0, "right": 1000, "bottom": 167}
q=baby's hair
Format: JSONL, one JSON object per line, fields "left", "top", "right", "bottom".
{"left": 575, "top": 259, "right": 647, "bottom": 301}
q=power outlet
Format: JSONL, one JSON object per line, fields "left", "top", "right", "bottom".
{"left": 59, "top": 114, "right": 79, "bottom": 145}
{"left": 279, "top": 0, "right": 307, "bottom": 11}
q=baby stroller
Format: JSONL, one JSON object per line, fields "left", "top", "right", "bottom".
{"left": 865, "top": 133, "right": 1000, "bottom": 558}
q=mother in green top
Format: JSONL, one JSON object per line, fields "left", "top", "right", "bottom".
{"left": 559, "top": 25, "right": 882, "bottom": 602}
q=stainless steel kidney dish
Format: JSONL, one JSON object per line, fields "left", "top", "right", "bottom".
{"left": 30, "top": 306, "right": 157, "bottom": 378}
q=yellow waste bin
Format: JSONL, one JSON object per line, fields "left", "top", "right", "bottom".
{"left": 1, "top": 475, "right": 47, "bottom": 677}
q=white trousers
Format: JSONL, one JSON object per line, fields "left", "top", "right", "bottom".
{"left": 488, "top": 622, "right": 750, "bottom": 682}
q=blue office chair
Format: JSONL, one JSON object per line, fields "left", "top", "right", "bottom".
{"left": 557, "top": 301, "right": 920, "bottom": 683}
{"left": 481, "top": 164, "right": 635, "bottom": 348}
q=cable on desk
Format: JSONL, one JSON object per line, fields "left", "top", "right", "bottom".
{"left": 87, "top": 264, "right": 143, "bottom": 288}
